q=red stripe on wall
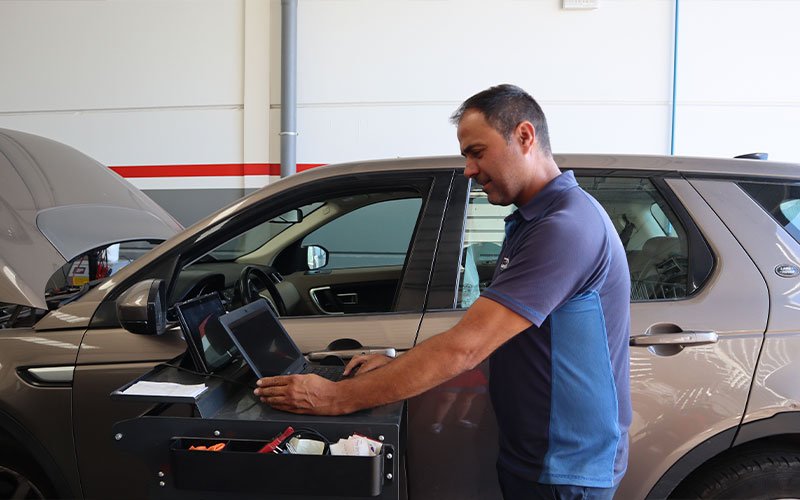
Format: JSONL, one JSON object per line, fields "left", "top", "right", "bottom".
{"left": 109, "top": 163, "right": 325, "bottom": 178}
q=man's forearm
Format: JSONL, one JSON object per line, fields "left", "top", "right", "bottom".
{"left": 333, "top": 327, "right": 477, "bottom": 413}
{"left": 254, "top": 297, "right": 531, "bottom": 415}
{"left": 332, "top": 297, "right": 533, "bottom": 413}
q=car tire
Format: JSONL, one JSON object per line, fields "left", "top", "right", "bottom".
{"left": 0, "top": 463, "right": 49, "bottom": 500}
{"left": 670, "top": 446, "right": 800, "bottom": 499}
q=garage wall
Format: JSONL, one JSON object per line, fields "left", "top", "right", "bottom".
{"left": 674, "top": 0, "right": 800, "bottom": 161}
{"left": 287, "top": 0, "right": 674, "bottom": 164}
{"left": 1, "top": 0, "right": 798, "bottom": 223}
{"left": 0, "top": 0, "right": 245, "bottom": 163}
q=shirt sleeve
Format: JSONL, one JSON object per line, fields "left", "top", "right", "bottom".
{"left": 482, "top": 205, "right": 608, "bottom": 327}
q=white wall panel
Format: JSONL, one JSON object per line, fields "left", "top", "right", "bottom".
{"left": 0, "top": 0, "right": 243, "bottom": 112}
{"left": 275, "top": 101, "right": 672, "bottom": 164}
{"left": 271, "top": 104, "right": 457, "bottom": 164}
{"left": 674, "top": 0, "right": 800, "bottom": 160}
{"left": 547, "top": 103, "right": 672, "bottom": 155}
{"left": 0, "top": 108, "right": 243, "bottom": 166}
{"left": 674, "top": 104, "right": 800, "bottom": 162}
{"left": 278, "top": 0, "right": 676, "bottom": 163}
{"left": 292, "top": 0, "right": 673, "bottom": 103}
{"left": 677, "top": 0, "right": 800, "bottom": 103}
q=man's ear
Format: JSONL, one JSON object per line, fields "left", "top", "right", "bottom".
{"left": 515, "top": 121, "right": 536, "bottom": 154}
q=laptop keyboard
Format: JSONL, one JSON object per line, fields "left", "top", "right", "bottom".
{"left": 306, "top": 365, "right": 345, "bottom": 382}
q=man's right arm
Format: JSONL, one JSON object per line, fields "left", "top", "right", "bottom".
{"left": 253, "top": 297, "right": 533, "bottom": 415}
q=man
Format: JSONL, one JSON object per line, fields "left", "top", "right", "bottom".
{"left": 254, "top": 84, "right": 632, "bottom": 499}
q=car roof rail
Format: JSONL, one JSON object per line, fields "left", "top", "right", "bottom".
{"left": 734, "top": 152, "right": 769, "bottom": 160}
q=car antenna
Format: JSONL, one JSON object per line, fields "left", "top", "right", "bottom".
{"left": 734, "top": 152, "right": 768, "bottom": 160}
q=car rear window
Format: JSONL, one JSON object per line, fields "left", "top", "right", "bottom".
{"left": 739, "top": 181, "right": 800, "bottom": 244}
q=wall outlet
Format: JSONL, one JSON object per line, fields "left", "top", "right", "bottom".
{"left": 562, "top": 0, "right": 599, "bottom": 10}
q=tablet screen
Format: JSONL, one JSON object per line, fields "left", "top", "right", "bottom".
{"left": 219, "top": 299, "right": 305, "bottom": 378}
{"left": 176, "top": 293, "right": 237, "bottom": 373}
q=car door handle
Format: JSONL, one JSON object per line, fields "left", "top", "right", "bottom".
{"left": 336, "top": 292, "right": 358, "bottom": 305}
{"left": 308, "top": 347, "right": 397, "bottom": 361}
{"left": 630, "top": 331, "right": 718, "bottom": 347}
{"left": 309, "top": 286, "right": 344, "bottom": 315}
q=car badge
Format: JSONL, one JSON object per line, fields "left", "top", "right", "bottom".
{"left": 775, "top": 264, "right": 799, "bottom": 278}
{"left": 500, "top": 257, "right": 510, "bottom": 270}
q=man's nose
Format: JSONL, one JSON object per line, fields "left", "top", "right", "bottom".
{"left": 464, "top": 159, "right": 479, "bottom": 178}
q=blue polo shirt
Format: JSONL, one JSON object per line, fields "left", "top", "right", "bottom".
{"left": 482, "top": 170, "right": 632, "bottom": 488}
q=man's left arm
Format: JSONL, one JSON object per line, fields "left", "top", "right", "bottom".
{"left": 253, "top": 297, "right": 531, "bottom": 415}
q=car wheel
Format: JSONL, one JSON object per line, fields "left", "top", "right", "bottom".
{"left": 671, "top": 447, "right": 800, "bottom": 499}
{"left": 0, "top": 464, "right": 48, "bottom": 500}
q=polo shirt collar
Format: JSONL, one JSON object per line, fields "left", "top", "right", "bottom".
{"left": 508, "top": 170, "right": 577, "bottom": 223}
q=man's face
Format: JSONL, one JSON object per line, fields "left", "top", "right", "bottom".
{"left": 457, "top": 110, "right": 527, "bottom": 206}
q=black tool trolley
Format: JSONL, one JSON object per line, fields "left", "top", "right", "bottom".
{"left": 111, "top": 358, "right": 406, "bottom": 499}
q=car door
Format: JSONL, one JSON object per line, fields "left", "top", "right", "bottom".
{"left": 69, "top": 168, "right": 454, "bottom": 499}
{"left": 410, "top": 170, "right": 768, "bottom": 500}
{"left": 226, "top": 169, "right": 454, "bottom": 352}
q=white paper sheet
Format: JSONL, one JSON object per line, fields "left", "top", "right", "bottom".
{"left": 120, "top": 381, "right": 208, "bottom": 398}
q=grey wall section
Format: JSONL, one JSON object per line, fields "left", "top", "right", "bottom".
{"left": 143, "top": 189, "right": 250, "bottom": 227}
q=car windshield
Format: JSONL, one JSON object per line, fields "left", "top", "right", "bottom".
{"left": 206, "top": 202, "right": 324, "bottom": 260}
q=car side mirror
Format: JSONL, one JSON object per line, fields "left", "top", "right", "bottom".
{"left": 305, "top": 245, "right": 328, "bottom": 270}
{"left": 115, "top": 279, "right": 167, "bottom": 335}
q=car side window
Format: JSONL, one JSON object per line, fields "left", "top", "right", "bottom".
{"left": 579, "top": 176, "right": 689, "bottom": 301}
{"left": 738, "top": 181, "right": 800, "bottom": 245}
{"left": 174, "top": 190, "right": 425, "bottom": 317}
{"left": 457, "top": 175, "right": 692, "bottom": 307}
{"left": 301, "top": 198, "right": 423, "bottom": 270}
{"left": 458, "top": 192, "right": 514, "bottom": 307}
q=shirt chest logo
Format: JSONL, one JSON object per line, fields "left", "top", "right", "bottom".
{"left": 500, "top": 257, "right": 510, "bottom": 270}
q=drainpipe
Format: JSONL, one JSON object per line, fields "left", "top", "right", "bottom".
{"left": 280, "top": 0, "right": 298, "bottom": 177}
{"left": 669, "top": 0, "right": 680, "bottom": 155}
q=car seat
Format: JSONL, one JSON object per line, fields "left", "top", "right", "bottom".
{"left": 628, "top": 236, "right": 685, "bottom": 300}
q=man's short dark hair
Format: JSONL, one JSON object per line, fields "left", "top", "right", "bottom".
{"left": 450, "top": 84, "right": 551, "bottom": 155}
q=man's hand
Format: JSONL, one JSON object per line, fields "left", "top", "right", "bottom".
{"left": 254, "top": 374, "right": 345, "bottom": 415}
{"left": 344, "top": 354, "right": 393, "bottom": 377}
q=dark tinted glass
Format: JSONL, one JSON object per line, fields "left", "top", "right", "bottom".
{"left": 177, "top": 294, "right": 236, "bottom": 372}
{"left": 223, "top": 301, "right": 302, "bottom": 377}
{"left": 739, "top": 181, "right": 800, "bottom": 244}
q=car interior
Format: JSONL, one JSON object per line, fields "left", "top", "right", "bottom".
{"left": 457, "top": 175, "right": 690, "bottom": 307}
{"left": 587, "top": 176, "right": 689, "bottom": 301}
{"left": 167, "top": 189, "right": 424, "bottom": 318}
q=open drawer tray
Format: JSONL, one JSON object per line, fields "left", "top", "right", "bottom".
{"left": 170, "top": 436, "right": 393, "bottom": 497}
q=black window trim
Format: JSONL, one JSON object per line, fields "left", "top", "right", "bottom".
{"left": 650, "top": 175, "right": 715, "bottom": 299}
{"left": 425, "top": 173, "right": 470, "bottom": 310}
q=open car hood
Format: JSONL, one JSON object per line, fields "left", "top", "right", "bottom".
{"left": 0, "top": 128, "right": 183, "bottom": 310}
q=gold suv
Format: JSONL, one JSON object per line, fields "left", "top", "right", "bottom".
{"left": 1, "top": 128, "right": 799, "bottom": 499}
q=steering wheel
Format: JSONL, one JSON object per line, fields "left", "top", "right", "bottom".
{"left": 236, "top": 266, "right": 288, "bottom": 316}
